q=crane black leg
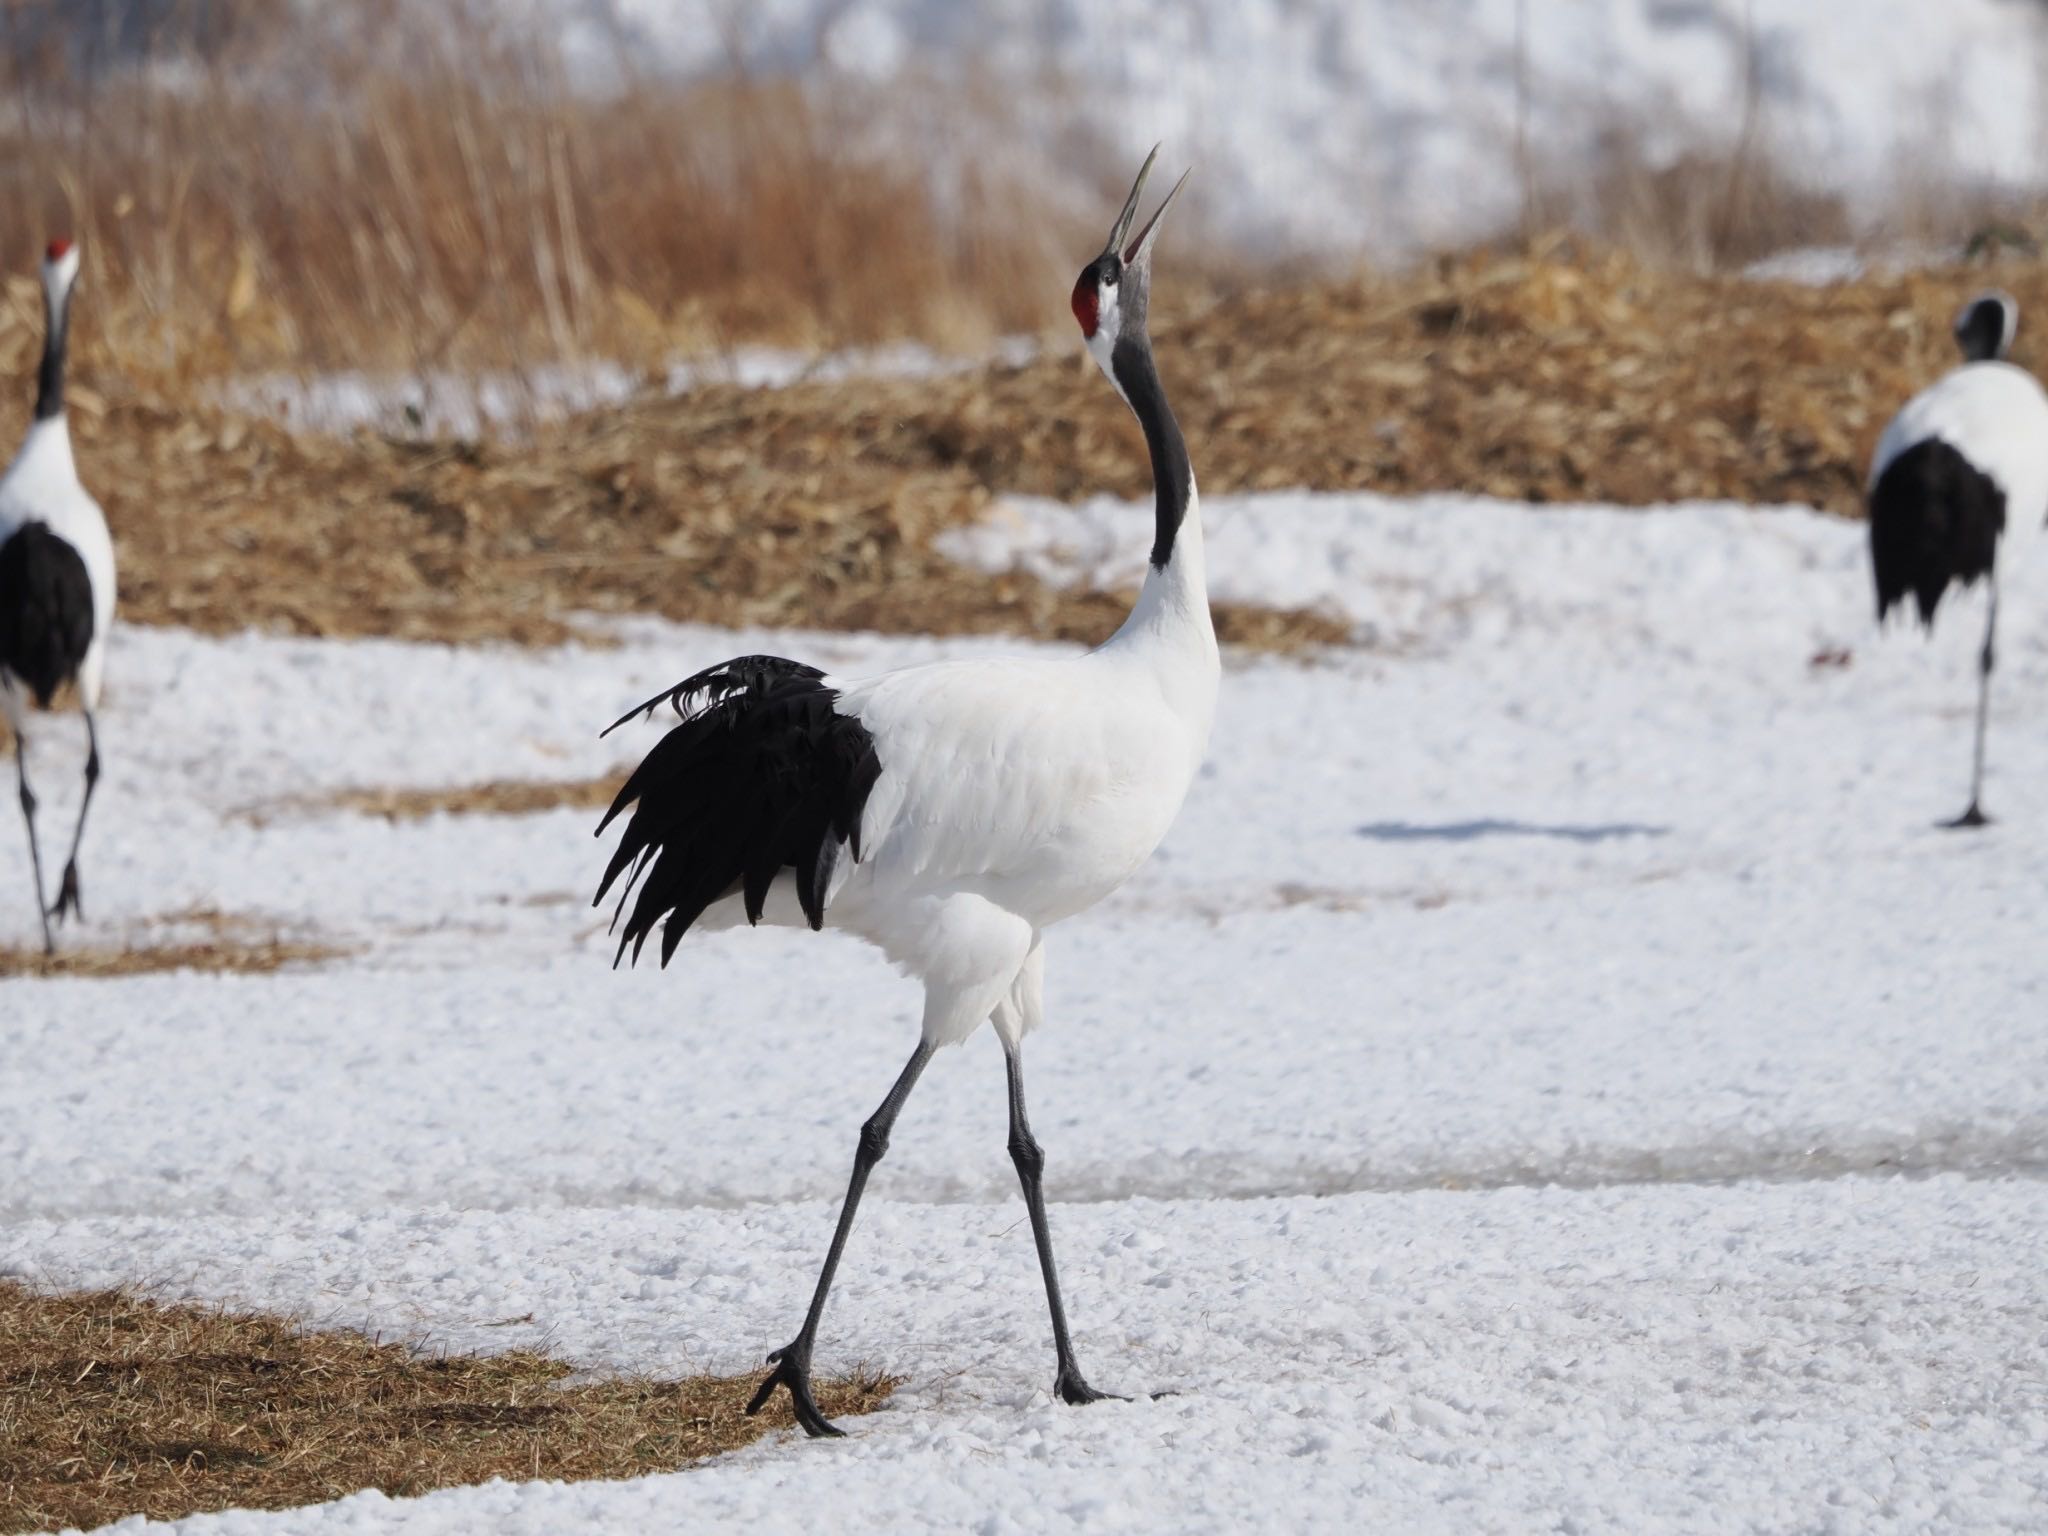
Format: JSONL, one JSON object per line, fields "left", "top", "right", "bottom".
{"left": 50, "top": 709, "right": 97, "bottom": 924}
{"left": 1004, "top": 1040, "right": 1122, "bottom": 1407}
{"left": 14, "top": 736, "right": 53, "bottom": 955}
{"left": 746, "top": 1037, "right": 935, "bottom": 1437}
{"left": 1945, "top": 578, "right": 1998, "bottom": 830}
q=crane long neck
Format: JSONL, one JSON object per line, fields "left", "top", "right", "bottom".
{"left": 1111, "top": 336, "right": 1192, "bottom": 568}
{"left": 1101, "top": 331, "right": 1212, "bottom": 684}
{"left": 36, "top": 281, "right": 71, "bottom": 422}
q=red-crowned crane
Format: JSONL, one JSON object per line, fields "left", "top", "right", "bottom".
{"left": 0, "top": 240, "right": 114, "bottom": 953}
{"left": 1869, "top": 290, "right": 2048, "bottom": 827}
{"left": 594, "top": 149, "right": 1214, "bottom": 1436}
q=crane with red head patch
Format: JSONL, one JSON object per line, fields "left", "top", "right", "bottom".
{"left": 1, "top": 237, "right": 114, "bottom": 954}
{"left": 593, "top": 148, "right": 1217, "bottom": 1438}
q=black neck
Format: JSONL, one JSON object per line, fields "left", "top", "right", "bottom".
{"left": 35, "top": 283, "right": 70, "bottom": 421}
{"left": 1956, "top": 298, "right": 2008, "bottom": 364}
{"left": 1110, "top": 334, "right": 1191, "bottom": 568}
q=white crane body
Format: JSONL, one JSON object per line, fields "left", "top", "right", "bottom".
{"left": 596, "top": 150, "right": 1212, "bottom": 1433}
{"left": 0, "top": 241, "right": 112, "bottom": 951}
{"left": 1867, "top": 292, "right": 2048, "bottom": 826}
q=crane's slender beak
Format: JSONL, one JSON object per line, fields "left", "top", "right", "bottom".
{"left": 1102, "top": 145, "right": 1160, "bottom": 261}
{"left": 1125, "top": 165, "right": 1190, "bottom": 266}
{"left": 1101, "top": 145, "right": 1190, "bottom": 268}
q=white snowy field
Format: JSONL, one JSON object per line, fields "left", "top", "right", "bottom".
{"left": 4, "top": 492, "right": 2048, "bottom": 1532}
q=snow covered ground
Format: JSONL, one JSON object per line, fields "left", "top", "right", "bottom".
{"left": 5, "top": 492, "right": 2048, "bottom": 1531}
{"left": 557, "top": 0, "right": 2048, "bottom": 259}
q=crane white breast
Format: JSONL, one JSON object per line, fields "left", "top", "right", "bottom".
{"left": 0, "top": 419, "right": 116, "bottom": 708}
{"left": 831, "top": 654, "right": 1209, "bottom": 932}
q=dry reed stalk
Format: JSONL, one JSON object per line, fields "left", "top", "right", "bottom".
{"left": 0, "top": 0, "right": 1074, "bottom": 386}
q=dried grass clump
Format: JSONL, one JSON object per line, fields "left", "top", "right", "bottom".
{"left": 240, "top": 775, "right": 623, "bottom": 826}
{"left": 0, "top": 904, "right": 348, "bottom": 977}
{"left": 0, "top": 937, "right": 346, "bottom": 979}
{"left": 0, "top": 1282, "right": 894, "bottom": 1535}
{"left": 0, "top": 343, "right": 1352, "bottom": 650}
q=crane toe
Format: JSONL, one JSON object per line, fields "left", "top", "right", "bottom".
{"left": 745, "top": 1342, "right": 847, "bottom": 1439}
{"left": 49, "top": 860, "right": 81, "bottom": 922}
{"left": 1054, "top": 1369, "right": 1127, "bottom": 1407}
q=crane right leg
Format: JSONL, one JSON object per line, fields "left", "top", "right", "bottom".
{"left": 14, "top": 736, "right": 52, "bottom": 954}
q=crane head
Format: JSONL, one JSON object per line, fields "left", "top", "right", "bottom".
{"left": 1954, "top": 290, "right": 2017, "bottom": 363}
{"left": 41, "top": 237, "right": 79, "bottom": 299}
{"left": 1071, "top": 145, "right": 1190, "bottom": 366}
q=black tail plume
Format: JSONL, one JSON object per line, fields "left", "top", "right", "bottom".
{"left": 595, "top": 655, "right": 881, "bottom": 966}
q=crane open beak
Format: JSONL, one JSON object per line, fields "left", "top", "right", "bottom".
{"left": 1103, "top": 145, "right": 1191, "bottom": 267}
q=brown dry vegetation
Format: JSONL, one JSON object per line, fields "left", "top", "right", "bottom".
{"left": 0, "top": 1282, "right": 893, "bottom": 1535}
{"left": 240, "top": 775, "right": 622, "bottom": 825}
{"left": 0, "top": 936, "right": 344, "bottom": 978}
{"left": 0, "top": 901, "right": 336, "bottom": 976}
{"left": 0, "top": 906, "right": 347, "bottom": 976}
{"left": 0, "top": 248, "right": 2037, "bottom": 654}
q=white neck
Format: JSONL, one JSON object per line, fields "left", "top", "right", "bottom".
{"left": 9, "top": 414, "right": 79, "bottom": 490}
{"left": 1100, "top": 476, "right": 1218, "bottom": 747}
{"left": 1111, "top": 481, "right": 1209, "bottom": 637}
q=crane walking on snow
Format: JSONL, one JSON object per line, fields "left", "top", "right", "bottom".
{"left": 594, "top": 148, "right": 1216, "bottom": 1436}
{"left": 0, "top": 240, "right": 115, "bottom": 953}
{"left": 1868, "top": 291, "right": 2048, "bottom": 827}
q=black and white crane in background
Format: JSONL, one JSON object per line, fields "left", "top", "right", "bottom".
{"left": 0, "top": 240, "right": 115, "bottom": 952}
{"left": 1869, "top": 290, "right": 2048, "bottom": 828}
{"left": 595, "top": 149, "right": 1215, "bottom": 1436}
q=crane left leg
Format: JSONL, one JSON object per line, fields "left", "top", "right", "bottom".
{"left": 992, "top": 942, "right": 1122, "bottom": 1407}
{"left": 50, "top": 709, "right": 97, "bottom": 923}
{"left": 1002, "top": 1037, "right": 1123, "bottom": 1406}
{"left": 1946, "top": 577, "right": 1998, "bottom": 829}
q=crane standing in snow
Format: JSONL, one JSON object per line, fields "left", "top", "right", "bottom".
{"left": 1868, "top": 291, "right": 2048, "bottom": 827}
{"left": 0, "top": 241, "right": 115, "bottom": 953}
{"left": 595, "top": 149, "right": 1215, "bottom": 1436}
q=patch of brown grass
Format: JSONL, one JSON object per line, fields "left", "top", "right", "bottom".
{"left": 240, "top": 776, "right": 623, "bottom": 826}
{"left": 0, "top": 1282, "right": 893, "bottom": 1535}
{"left": 0, "top": 345, "right": 1354, "bottom": 650}
{"left": 0, "top": 936, "right": 347, "bottom": 979}
{"left": 0, "top": 904, "right": 348, "bottom": 977}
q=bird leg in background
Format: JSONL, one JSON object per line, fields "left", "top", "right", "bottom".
{"left": 746, "top": 1037, "right": 937, "bottom": 1438}
{"left": 1947, "top": 578, "right": 1998, "bottom": 830}
{"left": 50, "top": 709, "right": 97, "bottom": 923}
{"left": 14, "top": 736, "right": 52, "bottom": 954}
{"left": 1005, "top": 1041, "right": 1121, "bottom": 1406}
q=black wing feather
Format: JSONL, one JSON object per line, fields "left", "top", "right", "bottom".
{"left": 0, "top": 523, "right": 94, "bottom": 708}
{"left": 595, "top": 654, "right": 882, "bottom": 966}
{"left": 1869, "top": 438, "right": 2006, "bottom": 626}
